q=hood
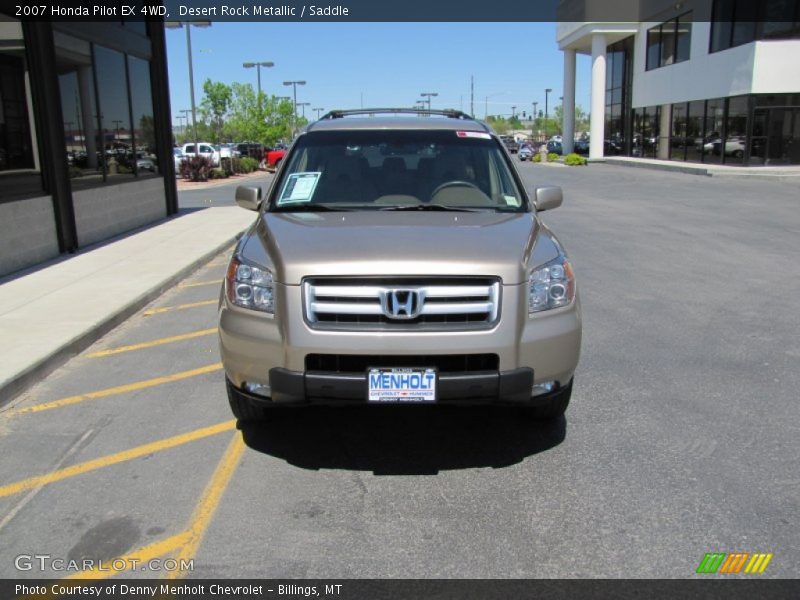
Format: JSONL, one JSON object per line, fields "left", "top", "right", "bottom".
{"left": 239, "top": 211, "right": 555, "bottom": 285}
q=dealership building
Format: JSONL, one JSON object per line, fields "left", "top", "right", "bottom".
{"left": 0, "top": 14, "right": 176, "bottom": 277}
{"left": 557, "top": 0, "right": 800, "bottom": 165}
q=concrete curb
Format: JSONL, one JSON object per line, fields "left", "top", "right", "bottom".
{"left": 0, "top": 234, "right": 240, "bottom": 408}
{"left": 602, "top": 157, "right": 800, "bottom": 181}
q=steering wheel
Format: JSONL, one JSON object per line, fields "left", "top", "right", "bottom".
{"left": 430, "top": 181, "right": 482, "bottom": 197}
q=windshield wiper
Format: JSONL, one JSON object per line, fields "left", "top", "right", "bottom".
{"left": 272, "top": 204, "right": 355, "bottom": 212}
{"left": 378, "top": 204, "right": 486, "bottom": 213}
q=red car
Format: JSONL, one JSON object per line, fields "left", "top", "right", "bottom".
{"left": 265, "top": 145, "right": 288, "bottom": 170}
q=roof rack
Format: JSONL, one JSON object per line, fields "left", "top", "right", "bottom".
{"left": 320, "top": 108, "right": 475, "bottom": 121}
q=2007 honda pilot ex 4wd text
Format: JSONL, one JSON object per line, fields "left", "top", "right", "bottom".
{"left": 219, "top": 109, "right": 581, "bottom": 420}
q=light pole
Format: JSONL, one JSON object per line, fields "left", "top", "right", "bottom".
{"left": 420, "top": 92, "right": 438, "bottom": 111}
{"left": 313, "top": 107, "right": 325, "bottom": 120}
{"left": 111, "top": 119, "right": 122, "bottom": 143}
{"left": 545, "top": 88, "right": 552, "bottom": 139}
{"left": 283, "top": 80, "right": 306, "bottom": 137}
{"left": 179, "top": 109, "right": 192, "bottom": 144}
{"left": 165, "top": 21, "right": 211, "bottom": 155}
{"left": 243, "top": 61, "right": 274, "bottom": 110}
{"left": 296, "top": 102, "right": 310, "bottom": 119}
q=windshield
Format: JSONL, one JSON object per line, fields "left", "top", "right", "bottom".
{"left": 269, "top": 130, "right": 526, "bottom": 212}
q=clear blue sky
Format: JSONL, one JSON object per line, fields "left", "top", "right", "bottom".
{"left": 165, "top": 22, "right": 591, "bottom": 123}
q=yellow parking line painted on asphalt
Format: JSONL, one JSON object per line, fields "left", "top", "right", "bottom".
{"left": 144, "top": 299, "right": 217, "bottom": 316}
{"left": 60, "top": 433, "right": 246, "bottom": 582}
{"left": 65, "top": 530, "right": 192, "bottom": 580}
{"left": 0, "top": 420, "right": 236, "bottom": 499}
{"left": 3, "top": 363, "right": 222, "bottom": 417}
{"left": 178, "top": 279, "right": 222, "bottom": 288}
{"left": 166, "top": 433, "right": 246, "bottom": 579}
{"left": 86, "top": 327, "right": 217, "bottom": 358}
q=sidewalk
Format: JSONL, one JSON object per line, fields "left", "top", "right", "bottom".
{"left": 0, "top": 206, "right": 257, "bottom": 405}
{"left": 601, "top": 156, "right": 800, "bottom": 179}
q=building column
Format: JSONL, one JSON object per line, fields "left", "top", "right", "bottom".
{"left": 589, "top": 33, "right": 607, "bottom": 159}
{"left": 77, "top": 65, "right": 98, "bottom": 169}
{"left": 562, "top": 48, "right": 576, "bottom": 155}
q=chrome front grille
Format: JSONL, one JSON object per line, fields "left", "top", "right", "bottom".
{"left": 303, "top": 277, "right": 501, "bottom": 330}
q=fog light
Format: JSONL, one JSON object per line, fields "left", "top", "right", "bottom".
{"left": 531, "top": 381, "right": 556, "bottom": 396}
{"left": 243, "top": 382, "right": 271, "bottom": 398}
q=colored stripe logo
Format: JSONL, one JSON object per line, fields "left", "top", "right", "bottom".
{"left": 697, "top": 552, "right": 773, "bottom": 574}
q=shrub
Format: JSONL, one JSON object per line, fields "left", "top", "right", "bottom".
{"left": 179, "top": 155, "right": 213, "bottom": 182}
{"left": 547, "top": 152, "right": 559, "bottom": 162}
{"left": 117, "top": 164, "right": 133, "bottom": 174}
{"left": 68, "top": 165, "right": 83, "bottom": 178}
{"left": 564, "top": 152, "right": 588, "bottom": 166}
{"left": 209, "top": 168, "right": 229, "bottom": 179}
{"left": 239, "top": 157, "right": 259, "bottom": 173}
{"left": 532, "top": 153, "right": 542, "bottom": 163}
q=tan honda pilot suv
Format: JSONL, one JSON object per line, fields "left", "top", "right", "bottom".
{"left": 219, "top": 109, "right": 581, "bottom": 420}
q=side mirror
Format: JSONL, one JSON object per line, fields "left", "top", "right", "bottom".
{"left": 533, "top": 186, "right": 563, "bottom": 212}
{"left": 235, "top": 186, "right": 262, "bottom": 211}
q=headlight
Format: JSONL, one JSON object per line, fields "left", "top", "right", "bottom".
{"left": 226, "top": 257, "right": 274, "bottom": 315}
{"left": 529, "top": 255, "right": 575, "bottom": 314}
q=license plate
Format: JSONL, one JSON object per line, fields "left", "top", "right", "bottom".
{"left": 367, "top": 368, "right": 437, "bottom": 403}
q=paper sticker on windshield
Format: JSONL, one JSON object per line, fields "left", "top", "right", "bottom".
{"left": 277, "top": 172, "right": 321, "bottom": 205}
{"left": 456, "top": 131, "right": 491, "bottom": 140}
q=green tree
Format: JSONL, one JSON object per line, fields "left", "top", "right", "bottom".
{"left": 200, "top": 79, "right": 232, "bottom": 144}
{"left": 223, "top": 84, "right": 295, "bottom": 146}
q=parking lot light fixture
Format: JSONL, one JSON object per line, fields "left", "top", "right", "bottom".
{"left": 165, "top": 21, "right": 211, "bottom": 155}
{"left": 545, "top": 88, "right": 552, "bottom": 139}
{"left": 243, "top": 61, "right": 275, "bottom": 108}
{"left": 283, "top": 80, "right": 307, "bottom": 137}
{"left": 420, "top": 92, "right": 438, "bottom": 111}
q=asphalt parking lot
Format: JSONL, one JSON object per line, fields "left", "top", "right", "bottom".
{"left": 0, "top": 163, "right": 798, "bottom": 579}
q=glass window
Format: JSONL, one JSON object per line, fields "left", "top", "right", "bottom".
{"left": 93, "top": 45, "right": 134, "bottom": 179}
{"left": 55, "top": 34, "right": 102, "bottom": 185}
{"left": 732, "top": 1, "right": 758, "bottom": 47}
{"left": 270, "top": 130, "right": 525, "bottom": 211}
{"left": 686, "top": 100, "right": 706, "bottom": 163}
{"left": 0, "top": 53, "right": 35, "bottom": 171}
{"left": 127, "top": 55, "right": 158, "bottom": 175}
{"left": 710, "top": 0, "right": 734, "bottom": 52}
{"left": 0, "top": 17, "right": 44, "bottom": 202}
{"left": 660, "top": 22, "right": 676, "bottom": 67}
{"left": 676, "top": 13, "right": 693, "bottom": 62}
{"left": 647, "top": 13, "right": 691, "bottom": 70}
{"left": 670, "top": 102, "right": 688, "bottom": 161}
{"left": 725, "top": 96, "right": 749, "bottom": 164}
{"left": 646, "top": 27, "right": 661, "bottom": 70}
{"left": 704, "top": 98, "right": 726, "bottom": 164}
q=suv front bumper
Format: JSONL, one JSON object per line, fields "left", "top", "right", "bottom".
{"left": 219, "top": 282, "right": 581, "bottom": 402}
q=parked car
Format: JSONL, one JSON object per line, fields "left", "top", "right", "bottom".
{"left": 705, "top": 136, "right": 746, "bottom": 158}
{"left": 499, "top": 135, "right": 519, "bottom": 154}
{"left": 173, "top": 148, "right": 186, "bottom": 175}
{"left": 547, "top": 140, "right": 563, "bottom": 155}
{"left": 220, "top": 108, "right": 581, "bottom": 422}
{"left": 136, "top": 157, "right": 156, "bottom": 172}
{"left": 235, "top": 142, "right": 264, "bottom": 161}
{"left": 265, "top": 146, "right": 287, "bottom": 170}
{"left": 181, "top": 142, "right": 220, "bottom": 167}
{"left": 518, "top": 143, "right": 534, "bottom": 161}
{"left": 574, "top": 139, "right": 590, "bottom": 155}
